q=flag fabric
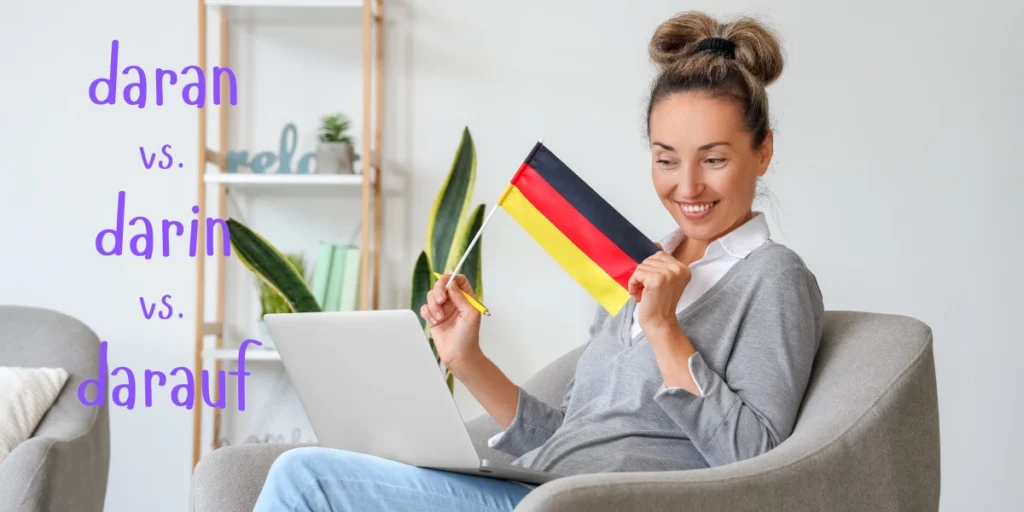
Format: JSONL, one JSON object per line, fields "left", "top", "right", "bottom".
{"left": 498, "top": 141, "right": 660, "bottom": 316}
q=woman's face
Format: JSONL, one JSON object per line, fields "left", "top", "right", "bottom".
{"left": 649, "top": 92, "right": 772, "bottom": 244}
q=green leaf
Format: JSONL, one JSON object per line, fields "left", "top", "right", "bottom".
{"left": 428, "top": 337, "right": 440, "bottom": 364}
{"left": 425, "top": 127, "right": 476, "bottom": 274}
{"left": 410, "top": 251, "right": 433, "bottom": 332}
{"left": 319, "top": 113, "right": 352, "bottom": 142}
{"left": 259, "top": 253, "right": 305, "bottom": 317}
{"left": 447, "top": 203, "right": 486, "bottom": 299}
{"left": 226, "top": 218, "right": 322, "bottom": 313}
{"left": 410, "top": 127, "right": 484, "bottom": 398}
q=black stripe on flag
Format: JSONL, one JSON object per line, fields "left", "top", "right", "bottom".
{"left": 524, "top": 143, "right": 660, "bottom": 264}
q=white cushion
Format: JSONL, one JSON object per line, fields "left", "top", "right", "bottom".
{"left": 0, "top": 367, "right": 69, "bottom": 463}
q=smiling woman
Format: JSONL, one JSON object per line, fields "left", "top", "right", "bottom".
{"left": 644, "top": 12, "right": 783, "bottom": 260}
{"left": 251, "top": 11, "right": 825, "bottom": 512}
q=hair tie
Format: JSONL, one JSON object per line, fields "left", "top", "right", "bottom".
{"left": 694, "top": 37, "right": 736, "bottom": 59}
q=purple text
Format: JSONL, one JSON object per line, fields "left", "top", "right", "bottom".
{"left": 94, "top": 190, "right": 231, "bottom": 259}
{"left": 77, "top": 339, "right": 261, "bottom": 410}
{"left": 89, "top": 39, "right": 237, "bottom": 109}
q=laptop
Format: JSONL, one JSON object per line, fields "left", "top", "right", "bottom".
{"left": 263, "top": 309, "right": 563, "bottom": 485}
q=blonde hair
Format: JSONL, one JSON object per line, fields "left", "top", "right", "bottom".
{"left": 646, "top": 11, "right": 785, "bottom": 148}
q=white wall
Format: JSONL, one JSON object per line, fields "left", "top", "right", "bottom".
{"left": 2, "top": 1, "right": 201, "bottom": 510}
{"left": 1, "top": 0, "right": 1021, "bottom": 511}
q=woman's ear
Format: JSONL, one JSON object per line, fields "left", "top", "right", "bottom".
{"left": 757, "top": 131, "right": 774, "bottom": 176}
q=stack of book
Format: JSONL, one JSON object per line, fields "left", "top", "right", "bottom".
{"left": 310, "top": 242, "right": 361, "bottom": 311}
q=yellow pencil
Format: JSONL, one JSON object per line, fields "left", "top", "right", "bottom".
{"left": 432, "top": 272, "right": 490, "bottom": 316}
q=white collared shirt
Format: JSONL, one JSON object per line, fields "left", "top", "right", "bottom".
{"left": 632, "top": 212, "right": 771, "bottom": 394}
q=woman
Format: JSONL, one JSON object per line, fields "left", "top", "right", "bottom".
{"left": 254, "top": 10, "right": 823, "bottom": 511}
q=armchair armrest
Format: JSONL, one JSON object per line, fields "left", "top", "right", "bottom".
{"left": 190, "top": 443, "right": 313, "bottom": 512}
{"left": 0, "top": 424, "right": 109, "bottom": 512}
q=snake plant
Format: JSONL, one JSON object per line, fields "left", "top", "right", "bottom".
{"left": 227, "top": 218, "right": 322, "bottom": 314}
{"left": 410, "top": 127, "right": 486, "bottom": 394}
{"left": 261, "top": 253, "right": 306, "bottom": 317}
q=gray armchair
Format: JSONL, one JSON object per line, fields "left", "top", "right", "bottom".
{"left": 0, "top": 306, "right": 110, "bottom": 512}
{"left": 190, "top": 310, "right": 940, "bottom": 511}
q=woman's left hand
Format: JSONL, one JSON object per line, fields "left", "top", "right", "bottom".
{"left": 628, "top": 244, "right": 692, "bottom": 334}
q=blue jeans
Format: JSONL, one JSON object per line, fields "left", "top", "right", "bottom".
{"left": 253, "top": 447, "right": 535, "bottom": 511}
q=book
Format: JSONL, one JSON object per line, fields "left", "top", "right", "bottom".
{"left": 322, "top": 246, "right": 349, "bottom": 311}
{"left": 338, "top": 246, "right": 361, "bottom": 311}
{"left": 309, "top": 242, "right": 335, "bottom": 309}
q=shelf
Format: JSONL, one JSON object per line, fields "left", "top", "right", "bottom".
{"left": 206, "top": 0, "right": 371, "bottom": 24}
{"left": 207, "top": 0, "right": 361, "bottom": 6}
{"left": 205, "top": 347, "right": 282, "bottom": 361}
{"left": 204, "top": 173, "right": 369, "bottom": 192}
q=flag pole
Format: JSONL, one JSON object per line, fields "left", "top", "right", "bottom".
{"left": 447, "top": 137, "right": 544, "bottom": 290}
{"left": 447, "top": 203, "right": 501, "bottom": 282}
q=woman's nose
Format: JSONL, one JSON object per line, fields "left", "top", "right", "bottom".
{"left": 677, "top": 164, "right": 703, "bottom": 198}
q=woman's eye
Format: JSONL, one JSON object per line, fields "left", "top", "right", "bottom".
{"left": 657, "top": 159, "right": 671, "bottom": 165}
{"left": 704, "top": 158, "right": 726, "bottom": 166}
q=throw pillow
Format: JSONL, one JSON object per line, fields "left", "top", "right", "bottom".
{"left": 0, "top": 367, "right": 69, "bottom": 463}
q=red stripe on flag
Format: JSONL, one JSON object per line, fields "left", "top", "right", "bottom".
{"left": 509, "top": 161, "right": 530, "bottom": 185}
{"left": 513, "top": 165, "right": 638, "bottom": 289}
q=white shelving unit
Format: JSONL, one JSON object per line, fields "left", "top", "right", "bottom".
{"left": 192, "top": 0, "right": 385, "bottom": 468}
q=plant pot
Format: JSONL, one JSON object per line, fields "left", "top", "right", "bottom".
{"left": 316, "top": 141, "right": 355, "bottom": 174}
{"left": 257, "top": 318, "right": 276, "bottom": 350}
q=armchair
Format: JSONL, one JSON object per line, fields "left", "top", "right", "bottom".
{"left": 0, "top": 306, "right": 110, "bottom": 512}
{"left": 190, "top": 310, "right": 940, "bottom": 511}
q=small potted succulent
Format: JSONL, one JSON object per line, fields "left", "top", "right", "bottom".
{"left": 316, "top": 113, "right": 356, "bottom": 174}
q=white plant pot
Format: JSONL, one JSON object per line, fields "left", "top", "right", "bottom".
{"left": 316, "top": 141, "right": 355, "bottom": 174}
{"left": 257, "top": 319, "right": 276, "bottom": 350}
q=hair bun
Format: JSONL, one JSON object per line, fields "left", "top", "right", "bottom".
{"left": 648, "top": 11, "right": 718, "bottom": 70}
{"left": 724, "top": 16, "right": 784, "bottom": 85}
{"left": 649, "top": 11, "right": 785, "bottom": 86}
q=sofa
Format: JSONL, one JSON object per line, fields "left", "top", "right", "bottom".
{"left": 190, "top": 310, "right": 941, "bottom": 511}
{"left": 0, "top": 306, "right": 110, "bottom": 512}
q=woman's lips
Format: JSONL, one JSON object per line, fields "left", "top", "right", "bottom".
{"left": 678, "top": 200, "right": 719, "bottom": 220}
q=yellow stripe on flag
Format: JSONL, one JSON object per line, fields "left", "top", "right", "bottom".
{"left": 501, "top": 185, "right": 629, "bottom": 316}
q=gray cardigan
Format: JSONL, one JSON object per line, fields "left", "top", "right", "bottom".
{"left": 489, "top": 241, "right": 825, "bottom": 475}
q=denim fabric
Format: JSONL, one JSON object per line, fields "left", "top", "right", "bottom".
{"left": 253, "top": 447, "right": 534, "bottom": 512}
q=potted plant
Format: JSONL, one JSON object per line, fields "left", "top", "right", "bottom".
{"left": 316, "top": 113, "right": 356, "bottom": 174}
{"left": 256, "top": 252, "right": 306, "bottom": 349}
{"left": 225, "top": 219, "right": 322, "bottom": 354}
{"left": 410, "top": 126, "right": 487, "bottom": 394}
{"left": 223, "top": 126, "right": 486, "bottom": 395}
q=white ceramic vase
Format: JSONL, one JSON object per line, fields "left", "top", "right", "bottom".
{"left": 315, "top": 141, "right": 355, "bottom": 174}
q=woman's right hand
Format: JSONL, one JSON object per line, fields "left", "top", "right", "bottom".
{"left": 421, "top": 274, "right": 521, "bottom": 428}
{"left": 420, "top": 273, "right": 482, "bottom": 372}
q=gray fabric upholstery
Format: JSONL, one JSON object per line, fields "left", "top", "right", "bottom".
{"left": 0, "top": 306, "right": 110, "bottom": 512}
{"left": 189, "top": 442, "right": 317, "bottom": 512}
{"left": 189, "top": 310, "right": 940, "bottom": 512}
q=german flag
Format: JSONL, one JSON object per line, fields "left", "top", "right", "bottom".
{"left": 498, "top": 141, "right": 659, "bottom": 316}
